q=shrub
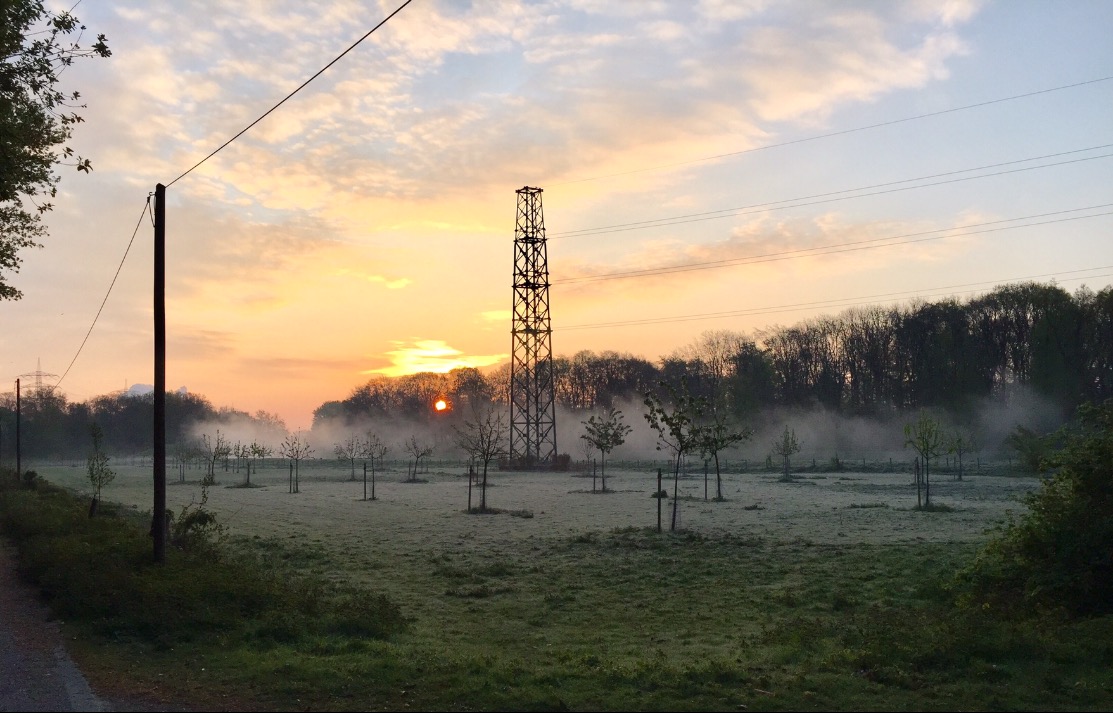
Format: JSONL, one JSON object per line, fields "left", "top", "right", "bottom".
{"left": 0, "top": 479, "right": 409, "bottom": 647}
{"left": 1004, "top": 425, "right": 1059, "bottom": 473}
{"left": 958, "top": 400, "right": 1113, "bottom": 615}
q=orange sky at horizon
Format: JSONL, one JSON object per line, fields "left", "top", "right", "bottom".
{"left": 3, "top": 0, "right": 1112, "bottom": 432}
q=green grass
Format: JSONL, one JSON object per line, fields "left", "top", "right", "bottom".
{"left": 2, "top": 468, "right": 1111, "bottom": 710}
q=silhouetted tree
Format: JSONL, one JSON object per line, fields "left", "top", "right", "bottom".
{"left": 85, "top": 423, "right": 114, "bottom": 517}
{"left": 280, "top": 431, "right": 313, "bottom": 493}
{"left": 771, "top": 426, "right": 801, "bottom": 481}
{"left": 905, "top": 414, "right": 944, "bottom": 507}
{"left": 644, "top": 381, "right": 706, "bottom": 531}
{"left": 453, "top": 408, "right": 509, "bottom": 511}
{"left": 580, "top": 407, "right": 632, "bottom": 493}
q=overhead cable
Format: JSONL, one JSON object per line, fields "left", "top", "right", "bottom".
{"left": 548, "top": 75, "right": 1113, "bottom": 186}
{"left": 552, "top": 205, "right": 1113, "bottom": 285}
{"left": 555, "top": 265, "right": 1113, "bottom": 331}
{"left": 166, "top": 0, "right": 413, "bottom": 187}
{"left": 55, "top": 198, "right": 152, "bottom": 389}
{"left": 550, "top": 148, "right": 1113, "bottom": 240}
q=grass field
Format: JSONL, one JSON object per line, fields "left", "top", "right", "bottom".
{"left": 22, "top": 461, "right": 1113, "bottom": 710}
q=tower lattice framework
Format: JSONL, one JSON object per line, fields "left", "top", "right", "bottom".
{"left": 510, "top": 186, "right": 557, "bottom": 467}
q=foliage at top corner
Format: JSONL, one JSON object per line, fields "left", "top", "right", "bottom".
{"left": 1, "top": 0, "right": 110, "bottom": 300}
{"left": 958, "top": 399, "right": 1113, "bottom": 616}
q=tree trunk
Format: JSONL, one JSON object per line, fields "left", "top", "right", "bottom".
{"left": 671, "top": 453, "right": 681, "bottom": 531}
{"left": 657, "top": 468, "right": 662, "bottom": 533}
{"left": 714, "top": 452, "right": 722, "bottom": 500}
{"left": 924, "top": 458, "right": 931, "bottom": 507}
{"left": 481, "top": 463, "right": 488, "bottom": 511}
{"left": 363, "top": 462, "right": 367, "bottom": 500}
{"left": 88, "top": 496, "right": 98, "bottom": 518}
{"left": 915, "top": 457, "right": 922, "bottom": 509}
{"left": 704, "top": 460, "right": 708, "bottom": 501}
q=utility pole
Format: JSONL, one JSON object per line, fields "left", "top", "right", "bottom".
{"left": 509, "top": 186, "right": 557, "bottom": 468}
{"left": 153, "top": 185, "right": 167, "bottom": 563}
{"left": 15, "top": 379, "right": 21, "bottom": 479}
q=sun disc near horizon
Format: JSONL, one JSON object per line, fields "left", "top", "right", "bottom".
{"left": 435, "top": 399, "right": 448, "bottom": 412}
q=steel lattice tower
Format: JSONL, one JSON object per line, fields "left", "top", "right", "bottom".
{"left": 510, "top": 186, "right": 557, "bottom": 468}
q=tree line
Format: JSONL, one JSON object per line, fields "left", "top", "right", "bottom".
{"left": 318, "top": 281, "right": 1113, "bottom": 425}
{"left": 0, "top": 389, "right": 286, "bottom": 460}
{"left": 4, "top": 281, "right": 1110, "bottom": 460}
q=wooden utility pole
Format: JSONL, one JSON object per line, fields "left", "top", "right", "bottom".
{"left": 15, "top": 379, "right": 21, "bottom": 479}
{"left": 153, "top": 185, "right": 167, "bottom": 563}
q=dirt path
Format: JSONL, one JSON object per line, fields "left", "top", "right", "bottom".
{"left": 0, "top": 542, "right": 109, "bottom": 712}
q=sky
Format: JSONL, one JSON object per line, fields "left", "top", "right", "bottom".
{"left": 2, "top": 0, "right": 1112, "bottom": 430}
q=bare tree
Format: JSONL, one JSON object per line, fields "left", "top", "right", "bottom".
{"left": 280, "top": 431, "right": 314, "bottom": 494}
{"left": 361, "top": 432, "right": 388, "bottom": 501}
{"left": 334, "top": 434, "right": 360, "bottom": 481}
{"left": 200, "top": 430, "right": 231, "bottom": 481}
{"left": 772, "top": 426, "right": 801, "bottom": 482}
{"left": 579, "top": 434, "right": 595, "bottom": 474}
{"left": 231, "top": 441, "right": 245, "bottom": 473}
{"left": 246, "top": 440, "right": 271, "bottom": 486}
{"left": 700, "top": 410, "right": 752, "bottom": 499}
{"left": 171, "top": 439, "right": 200, "bottom": 483}
{"left": 580, "top": 407, "right": 632, "bottom": 493}
{"left": 403, "top": 435, "right": 433, "bottom": 481}
{"left": 672, "top": 329, "right": 750, "bottom": 402}
{"left": 905, "top": 414, "right": 944, "bottom": 508}
{"left": 644, "top": 381, "right": 707, "bottom": 531}
{"left": 453, "top": 408, "right": 510, "bottom": 512}
{"left": 949, "top": 430, "right": 976, "bottom": 481}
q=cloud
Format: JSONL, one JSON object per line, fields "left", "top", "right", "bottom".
{"left": 238, "top": 356, "right": 368, "bottom": 377}
{"left": 363, "top": 339, "right": 508, "bottom": 378}
{"left": 729, "top": 9, "right": 970, "bottom": 124}
{"left": 552, "top": 212, "right": 981, "bottom": 304}
{"left": 333, "top": 268, "right": 412, "bottom": 290}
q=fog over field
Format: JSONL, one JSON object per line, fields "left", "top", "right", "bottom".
{"left": 35, "top": 462, "right": 1039, "bottom": 550}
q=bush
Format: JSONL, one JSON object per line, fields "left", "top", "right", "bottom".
{"left": 0, "top": 478, "right": 409, "bottom": 647}
{"left": 958, "top": 400, "right": 1113, "bottom": 615}
{"left": 1004, "top": 425, "right": 1058, "bottom": 472}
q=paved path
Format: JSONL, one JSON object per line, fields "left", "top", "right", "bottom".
{"left": 0, "top": 543, "right": 106, "bottom": 712}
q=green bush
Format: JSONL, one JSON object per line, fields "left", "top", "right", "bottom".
{"left": 959, "top": 400, "right": 1113, "bottom": 615}
{"left": 0, "top": 478, "right": 409, "bottom": 647}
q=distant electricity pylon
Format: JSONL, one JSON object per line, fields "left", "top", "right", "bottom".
{"left": 509, "top": 186, "right": 557, "bottom": 468}
{"left": 18, "top": 358, "right": 58, "bottom": 396}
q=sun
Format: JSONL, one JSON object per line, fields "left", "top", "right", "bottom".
{"left": 434, "top": 399, "right": 448, "bottom": 412}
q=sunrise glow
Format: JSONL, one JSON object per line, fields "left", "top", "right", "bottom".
{"left": 0, "top": 1, "right": 1108, "bottom": 432}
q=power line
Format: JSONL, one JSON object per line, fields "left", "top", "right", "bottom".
{"left": 55, "top": 198, "right": 152, "bottom": 389}
{"left": 550, "top": 147, "right": 1113, "bottom": 240}
{"left": 166, "top": 0, "right": 413, "bottom": 187}
{"left": 548, "top": 75, "right": 1113, "bottom": 186}
{"left": 553, "top": 205, "right": 1113, "bottom": 285}
{"left": 555, "top": 265, "right": 1113, "bottom": 331}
